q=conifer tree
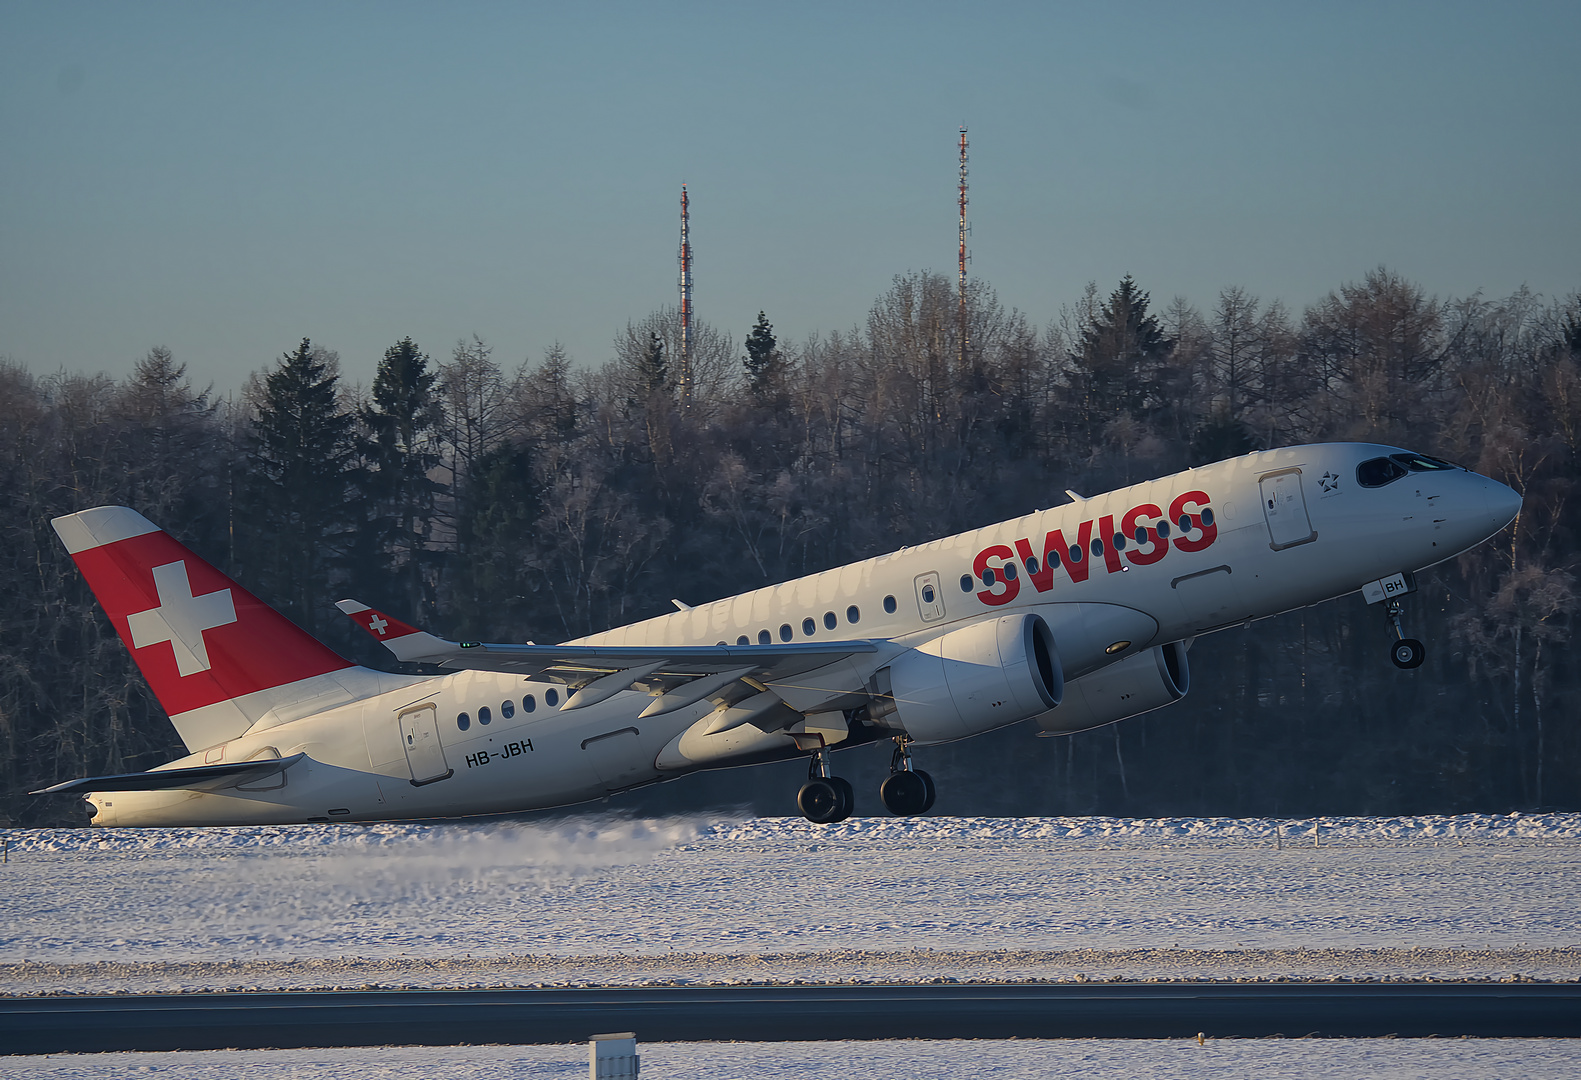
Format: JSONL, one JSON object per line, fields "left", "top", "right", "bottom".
{"left": 451, "top": 441, "right": 541, "bottom": 638}
{"left": 362, "top": 336, "right": 442, "bottom": 617}
{"left": 522, "top": 342, "right": 579, "bottom": 448}
{"left": 637, "top": 331, "right": 668, "bottom": 398}
{"left": 245, "top": 338, "right": 359, "bottom": 630}
{"left": 743, "top": 311, "right": 784, "bottom": 402}
{"left": 1068, "top": 275, "right": 1174, "bottom": 440}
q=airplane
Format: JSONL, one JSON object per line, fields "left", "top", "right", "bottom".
{"left": 34, "top": 442, "right": 1520, "bottom": 827}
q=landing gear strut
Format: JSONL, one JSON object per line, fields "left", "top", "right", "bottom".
{"left": 879, "top": 736, "right": 936, "bottom": 816}
{"left": 1385, "top": 598, "right": 1426, "bottom": 670}
{"left": 796, "top": 739, "right": 853, "bottom": 824}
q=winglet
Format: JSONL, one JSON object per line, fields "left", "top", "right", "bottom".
{"left": 335, "top": 599, "right": 451, "bottom": 664}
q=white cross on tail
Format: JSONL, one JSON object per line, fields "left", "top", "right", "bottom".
{"left": 126, "top": 561, "right": 237, "bottom": 676}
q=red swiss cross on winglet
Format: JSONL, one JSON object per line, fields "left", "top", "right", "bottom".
{"left": 334, "top": 599, "right": 421, "bottom": 641}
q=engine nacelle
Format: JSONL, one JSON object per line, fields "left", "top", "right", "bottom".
{"left": 1034, "top": 640, "right": 1189, "bottom": 735}
{"left": 869, "top": 613, "right": 1062, "bottom": 744}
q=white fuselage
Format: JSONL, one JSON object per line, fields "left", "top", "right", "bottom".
{"left": 87, "top": 443, "right": 1518, "bottom": 826}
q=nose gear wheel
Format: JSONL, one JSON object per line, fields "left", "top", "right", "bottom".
{"left": 1384, "top": 598, "right": 1427, "bottom": 669}
{"left": 1391, "top": 638, "right": 1425, "bottom": 669}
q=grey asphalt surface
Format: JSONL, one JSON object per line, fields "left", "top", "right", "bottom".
{"left": 3, "top": 983, "right": 1580, "bottom": 1053}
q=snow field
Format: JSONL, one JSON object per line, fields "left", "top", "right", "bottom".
{"left": 2, "top": 814, "right": 1579, "bottom": 992}
{"left": 5, "top": 1039, "right": 1581, "bottom": 1080}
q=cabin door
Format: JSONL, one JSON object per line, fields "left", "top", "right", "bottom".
{"left": 398, "top": 703, "right": 452, "bottom": 785}
{"left": 1259, "top": 469, "right": 1317, "bottom": 550}
{"left": 914, "top": 572, "right": 945, "bottom": 622}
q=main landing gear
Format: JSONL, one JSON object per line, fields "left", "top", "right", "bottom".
{"left": 794, "top": 735, "right": 937, "bottom": 822}
{"left": 1385, "top": 598, "right": 1426, "bottom": 670}
{"left": 879, "top": 736, "right": 936, "bottom": 817}
{"left": 796, "top": 739, "right": 854, "bottom": 824}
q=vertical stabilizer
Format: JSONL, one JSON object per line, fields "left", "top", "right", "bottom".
{"left": 52, "top": 506, "right": 371, "bottom": 752}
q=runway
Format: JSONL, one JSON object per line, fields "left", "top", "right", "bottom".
{"left": 4, "top": 982, "right": 1579, "bottom": 1053}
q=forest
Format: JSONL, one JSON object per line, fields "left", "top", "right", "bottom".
{"left": 2, "top": 266, "right": 1578, "bottom": 827}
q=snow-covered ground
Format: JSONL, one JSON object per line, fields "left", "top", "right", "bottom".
{"left": 6, "top": 1039, "right": 1581, "bottom": 1079}
{"left": 3, "top": 814, "right": 1580, "bottom": 994}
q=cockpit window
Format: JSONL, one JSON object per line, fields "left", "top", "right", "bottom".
{"left": 1357, "top": 457, "right": 1409, "bottom": 488}
{"left": 1391, "top": 453, "right": 1459, "bottom": 472}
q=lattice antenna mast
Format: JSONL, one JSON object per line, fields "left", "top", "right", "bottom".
{"left": 957, "top": 127, "right": 970, "bottom": 369}
{"left": 678, "top": 185, "right": 694, "bottom": 407}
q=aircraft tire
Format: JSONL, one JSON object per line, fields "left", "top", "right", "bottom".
{"left": 797, "top": 779, "right": 844, "bottom": 824}
{"left": 830, "top": 776, "right": 855, "bottom": 822}
{"left": 917, "top": 769, "right": 937, "bottom": 813}
{"left": 880, "top": 771, "right": 931, "bottom": 816}
{"left": 1391, "top": 638, "right": 1426, "bottom": 670}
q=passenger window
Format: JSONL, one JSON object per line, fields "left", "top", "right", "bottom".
{"left": 502, "top": 699, "right": 514, "bottom": 719}
{"left": 1026, "top": 556, "right": 1040, "bottom": 574}
{"left": 803, "top": 617, "right": 817, "bottom": 636}
{"left": 478, "top": 705, "right": 492, "bottom": 726}
{"left": 457, "top": 712, "right": 470, "bottom": 731}
{"left": 883, "top": 595, "right": 897, "bottom": 614}
{"left": 1090, "top": 537, "right": 1103, "bottom": 556}
{"left": 1113, "top": 533, "right": 1126, "bottom": 550}
{"left": 960, "top": 574, "right": 973, "bottom": 592}
{"left": 1003, "top": 563, "right": 1018, "bottom": 581}
{"left": 1158, "top": 520, "right": 1171, "bottom": 539}
{"left": 758, "top": 629, "right": 772, "bottom": 644}
{"left": 1201, "top": 508, "right": 1215, "bottom": 527}
{"left": 523, "top": 694, "right": 536, "bottom": 713}
{"left": 779, "top": 623, "right": 793, "bottom": 642}
{"left": 737, "top": 635, "right": 750, "bottom": 645}
{"left": 824, "top": 611, "right": 837, "bottom": 630}
{"left": 1068, "top": 544, "right": 1083, "bottom": 563}
{"left": 1134, "top": 525, "right": 1148, "bottom": 544}
{"left": 1178, "top": 514, "right": 1192, "bottom": 532}
{"left": 921, "top": 584, "right": 935, "bottom": 603}
{"left": 545, "top": 688, "right": 559, "bottom": 707}
{"left": 1357, "top": 457, "right": 1409, "bottom": 487}
{"left": 847, "top": 605, "right": 860, "bottom": 624}
{"left": 981, "top": 567, "right": 995, "bottom": 586}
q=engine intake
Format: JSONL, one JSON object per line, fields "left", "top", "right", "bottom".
{"left": 869, "top": 613, "right": 1062, "bottom": 744}
{"left": 1035, "top": 640, "right": 1189, "bottom": 735}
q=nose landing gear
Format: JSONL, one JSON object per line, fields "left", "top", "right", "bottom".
{"left": 1385, "top": 598, "right": 1426, "bottom": 669}
{"left": 879, "top": 736, "right": 936, "bottom": 816}
{"left": 796, "top": 738, "right": 853, "bottom": 824}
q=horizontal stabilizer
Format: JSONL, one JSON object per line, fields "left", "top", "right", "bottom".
{"left": 31, "top": 753, "right": 305, "bottom": 795}
{"left": 335, "top": 599, "right": 454, "bottom": 664}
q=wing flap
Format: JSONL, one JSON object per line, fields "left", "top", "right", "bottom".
{"left": 335, "top": 598, "right": 878, "bottom": 682}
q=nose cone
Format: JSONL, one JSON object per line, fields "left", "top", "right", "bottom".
{"left": 1484, "top": 478, "right": 1522, "bottom": 533}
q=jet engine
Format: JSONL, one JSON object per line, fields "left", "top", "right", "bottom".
{"left": 868, "top": 613, "right": 1062, "bottom": 744}
{"left": 1034, "top": 640, "right": 1189, "bottom": 736}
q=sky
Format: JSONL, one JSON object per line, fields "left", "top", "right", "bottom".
{"left": 2, "top": 1, "right": 1578, "bottom": 392}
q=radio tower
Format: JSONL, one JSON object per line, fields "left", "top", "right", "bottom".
{"left": 678, "top": 185, "right": 694, "bottom": 407}
{"left": 957, "top": 127, "right": 970, "bottom": 370}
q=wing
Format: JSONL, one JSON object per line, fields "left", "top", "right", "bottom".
{"left": 334, "top": 599, "right": 878, "bottom": 717}
{"left": 31, "top": 753, "right": 306, "bottom": 795}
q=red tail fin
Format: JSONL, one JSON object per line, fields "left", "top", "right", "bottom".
{"left": 53, "top": 506, "right": 359, "bottom": 751}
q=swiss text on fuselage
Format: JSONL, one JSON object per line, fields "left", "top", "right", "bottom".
{"left": 973, "top": 490, "right": 1216, "bottom": 606}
